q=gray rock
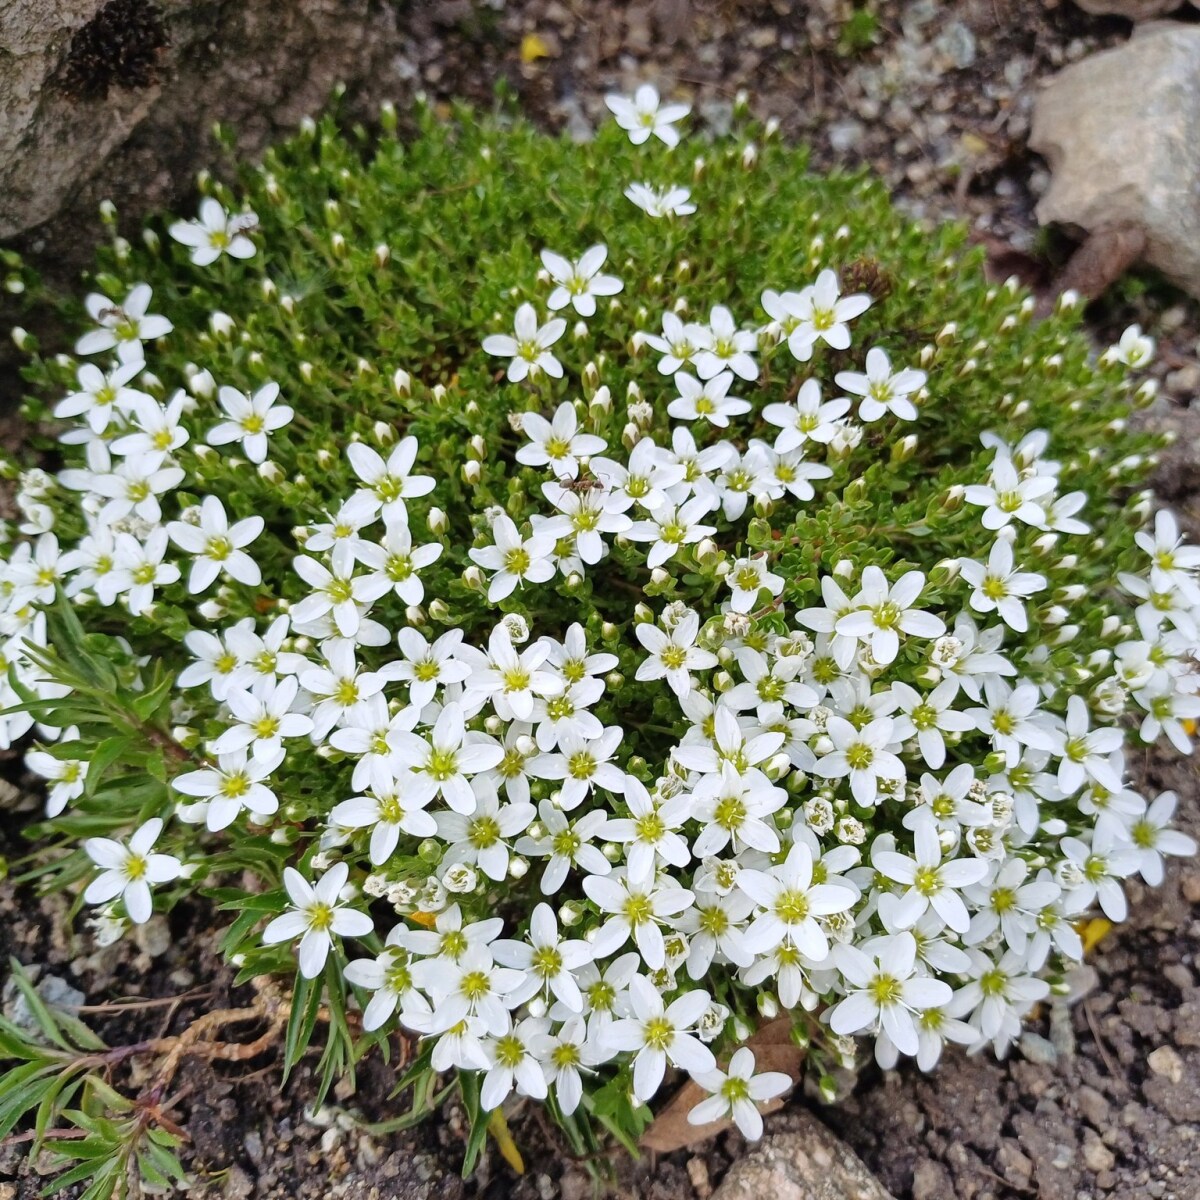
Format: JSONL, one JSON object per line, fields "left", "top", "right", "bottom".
{"left": 712, "top": 1111, "right": 896, "bottom": 1200}
{"left": 0, "top": 0, "right": 416, "bottom": 245}
{"left": 2, "top": 967, "right": 85, "bottom": 1033}
{"left": 1030, "top": 23, "right": 1200, "bottom": 300}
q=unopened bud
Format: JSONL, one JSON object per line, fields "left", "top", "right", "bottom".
{"left": 462, "top": 459, "right": 482, "bottom": 485}
{"left": 428, "top": 507, "right": 448, "bottom": 535}
{"left": 374, "top": 243, "right": 391, "bottom": 268}
{"left": 392, "top": 368, "right": 411, "bottom": 398}
{"left": 209, "top": 311, "right": 235, "bottom": 339}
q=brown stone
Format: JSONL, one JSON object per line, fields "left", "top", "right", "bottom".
{"left": 712, "top": 1111, "right": 896, "bottom": 1200}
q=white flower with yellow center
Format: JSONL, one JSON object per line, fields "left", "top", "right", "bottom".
{"left": 172, "top": 748, "right": 282, "bottom": 831}
{"left": 262, "top": 863, "right": 374, "bottom": 979}
{"left": 686, "top": 1047, "right": 793, "bottom": 1141}
{"left": 482, "top": 302, "right": 566, "bottom": 383}
{"left": 390, "top": 701, "right": 505, "bottom": 814}
{"left": 167, "top": 494, "right": 265, "bottom": 593}
{"left": 212, "top": 677, "right": 313, "bottom": 763}
{"left": 83, "top": 818, "right": 181, "bottom": 926}
{"left": 604, "top": 84, "right": 690, "bottom": 147}
{"left": 168, "top": 198, "right": 258, "bottom": 266}
{"left": 206, "top": 381, "right": 293, "bottom": 464}
{"left": 541, "top": 245, "right": 623, "bottom": 317}
{"left": 331, "top": 777, "right": 438, "bottom": 865}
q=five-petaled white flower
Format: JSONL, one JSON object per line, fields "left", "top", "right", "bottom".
{"left": 541, "top": 245, "right": 623, "bottom": 316}
{"left": 206, "top": 382, "right": 293, "bottom": 464}
{"left": 262, "top": 862, "right": 374, "bottom": 979}
{"left": 516, "top": 402, "right": 607, "bottom": 478}
{"left": 836, "top": 347, "right": 925, "bottom": 422}
{"left": 624, "top": 183, "right": 697, "bottom": 219}
{"left": 168, "top": 495, "right": 264, "bottom": 593}
{"left": 687, "top": 1047, "right": 793, "bottom": 1141}
{"left": 75, "top": 284, "right": 173, "bottom": 363}
{"left": 483, "top": 303, "right": 566, "bottom": 382}
{"left": 605, "top": 84, "right": 690, "bottom": 147}
{"left": 169, "top": 198, "right": 259, "bottom": 266}
{"left": 84, "top": 818, "right": 181, "bottom": 925}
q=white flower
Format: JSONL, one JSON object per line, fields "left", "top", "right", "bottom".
{"left": 262, "top": 863, "right": 374, "bottom": 979}
{"left": 591, "top": 439, "right": 685, "bottom": 512}
{"left": 528, "top": 724, "right": 625, "bottom": 808}
{"left": 75, "top": 284, "right": 173, "bottom": 363}
{"left": 492, "top": 902, "right": 594, "bottom": 1010}
{"left": 725, "top": 556, "right": 785, "bottom": 614}
{"left": 1112, "top": 323, "right": 1154, "bottom": 368}
{"left": 687, "top": 1047, "right": 792, "bottom": 1140}
{"left": 873, "top": 814, "right": 988, "bottom": 933}
{"left": 690, "top": 763, "right": 786, "bottom": 859}
{"left": 469, "top": 512, "right": 557, "bottom": 601}
{"left": 479, "top": 1016, "right": 551, "bottom": 1111}
{"left": 435, "top": 777, "right": 534, "bottom": 881}
{"left": 675, "top": 883, "right": 755, "bottom": 977}
{"left": 167, "top": 495, "right": 264, "bottom": 593}
{"left": 112, "top": 529, "right": 180, "bottom": 615}
{"left": 693, "top": 306, "right": 759, "bottom": 381}
{"left": 605, "top": 84, "right": 690, "bottom": 147}
{"left": 964, "top": 455, "right": 1055, "bottom": 531}
{"left": 582, "top": 869, "right": 694, "bottom": 969}
{"left": 331, "top": 780, "right": 438, "bottom": 865}
{"left": 515, "top": 401, "right": 606, "bottom": 478}
{"left": 762, "top": 379, "right": 850, "bottom": 453}
{"left": 91, "top": 458, "right": 185, "bottom": 527}
{"left": 624, "top": 183, "right": 696, "bottom": 219}
{"left": 541, "top": 245, "right": 623, "bottom": 316}
{"left": 414, "top": 944, "right": 523, "bottom": 1035}
{"left": 178, "top": 627, "right": 243, "bottom": 700}
{"left": 390, "top": 702, "right": 505, "bottom": 814}
{"left": 483, "top": 303, "right": 566, "bottom": 382}
{"left": 172, "top": 748, "right": 281, "bottom": 831}
{"left": 343, "top": 934, "right": 431, "bottom": 1031}
{"left": 829, "top": 932, "right": 952, "bottom": 1057}
{"left": 835, "top": 347, "right": 925, "bottom": 422}
{"left": 1057, "top": 695, "right": 1124, "bottom": 795}
{"left": 948, "top": 948, "right": 1049, "bottom": 1046}
{"left": 530, "top": 1016, "right": 606, "bottom": 1115}
{"left": 515, "top": 801, "right": 611, "bottom": 894}
{"left": 540, "top": 481, "right": 633, "bottom": 563}
{"left": 814, "top": 716, "right": 905, "bottom": 807}
{"left": 292, "top": 543, "right": 391, "bottom": 639}
{"left": 355, "top": 519, "right": 443, "bottom": 606}
{"left": 1137, "top": 509, "right": 1200, "bottom": 597}
{"left": 668, "top": 370, "right": 749, "bottom": 428}
{"left": 1127, "top": 792, "right": 1198, "bottom": 885}
{"left": 393, "top": 628, "right": 472, "bottom": 709}
{"left": 777, "top": 270, "right": 871, "bottom": 361}
{"left": 346, "top": 437, "right": 435, "bottom": 523}
{"left": 206, "top": 382, "right": 294, "bottom": 464}
{"left": 738, "top": 840, "right": 857, "bottom": 961}
{"left": 110, "top": 391, "right": 190, "bottom": 465}
{"left": 169, "top": 198, "right": 258, "bottom": 266}
{"left": 605, "top": 976, "right": 715, "bottom": 1102}
{"left": 959, "top": 539, "right": 1046, "bottom": 633}
{"left": 26, "top": 734, "right": 86, "bottom": 817}
{"left": 56, "top": 361, "right": 149, "bottom": 432}
{"left": 891, "top": 680, "right": 974, "bottom": 771}
{"left": 83, "top": 818, "right": 181, "bottom": 925}
{"left": 968, "top": 679, "right": 1058, "bottom": 767}
{"left": 1058, "top": 826, "right": 1139, "bottom": 921}
{"left": 628, "top": 496, "right": 718, "bottom": 568}
{"left": 836, "top": 567, "right": 945, "bottom": 665}
{"left": 603, "top": 777, "right": 692, "bottom": 883}
{"left": 635, "top": 609, "right": 718, "bottom": 697}
{"left": 643, "top": 311, "right": 708, "bottom": 374}
{"left": 211, "top": 677, "right": 313, "bottom": 763}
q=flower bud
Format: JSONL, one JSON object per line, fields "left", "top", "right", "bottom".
{"left": 428, "top": 598, "right": 450, "bottom": 622}
{"left": 462, "top": 460, "right": 482, "bottom": 485}
{"left": 209, "top": 311, "right": 235, "bottom": 339}
{"left": 469, "top": 434, "right": 486, "bottom": 460}
{"left": 605, "top": 671, "right": 624, "bottom": 691}
{"left": 10, "top": 327, "right": 31, "bottom": 352}
{"left": 428, "top": 507, "right": 448, "bottom": 536}
{"left": 559, "top": 901, "right": 583, "bottom": 928}
{"left": 392, "top": 368, "right": 411, "bottom": 398}
{"left": 741, "top": 142, "right": 758, "bottom": 169}
{"left": 463, "top": 565, "right": 485, "bottom": 591}
{"left": 99, "top": 199, "right": 118, "bottom": 225}
{"left": 257, "top": 461, "right": 284, "bottom": 484}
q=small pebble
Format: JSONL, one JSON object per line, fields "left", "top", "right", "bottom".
{"left": 1147, "top": 1045, "right": 1184, "bottom": 1084}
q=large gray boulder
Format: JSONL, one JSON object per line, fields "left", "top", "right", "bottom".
{"left": 0, "top": 0, "right": 411, "bottom": 249}
{"left": 1030, "top": 22, "right": 1200, "bottom": 300}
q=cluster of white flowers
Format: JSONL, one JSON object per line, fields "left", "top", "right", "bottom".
{"left": 4, "top": 91, "right": 1198, "bottom": 1141}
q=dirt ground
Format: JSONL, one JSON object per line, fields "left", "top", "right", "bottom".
{"left": 3, "top": 2, "right": 1200, "bottom": 1198}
